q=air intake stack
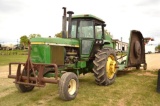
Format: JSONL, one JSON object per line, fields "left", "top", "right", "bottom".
{"left": 67, "top": 11, "right": 74, "bottom": 38}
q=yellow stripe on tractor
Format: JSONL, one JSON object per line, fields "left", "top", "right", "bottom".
{"left": 31, "top": 42, "right": 45, "bottom": 44}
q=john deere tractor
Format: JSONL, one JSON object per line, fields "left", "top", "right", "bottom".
{"left": 8, "top": 7, "right": 146, "bottom": 100}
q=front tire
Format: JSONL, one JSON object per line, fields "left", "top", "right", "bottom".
{"left": 93, "top": 48, "right": 117, "bottom": 86}
{"left": 59, "top": 72, "right": 79, "bottom": 101}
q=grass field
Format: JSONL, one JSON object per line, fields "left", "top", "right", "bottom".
{"left": 0, "top": 71, "right": 160, "bottom": 106}
{"left": 0, "top": 50, "right": 28, "bottom": 55}
{"left": 0, "top": 54, "right": 160, "bottom": 106}
{"left": 0, "top": 55, "right": 27, "bottom": 66}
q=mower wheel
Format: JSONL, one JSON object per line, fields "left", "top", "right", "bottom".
{"left": 136, "top": 65, "right": 140, "bottom": 70}
{"left": 93, "top": 48, "right": 118, "bottom": 86}
{"left": 59, "top": 72, "right": 79, "bottom": 101}
{"left": 15, "top": 70, "right": 35, "bottom": 92}
{"left": 143, "top": 63, "right": 147, "bottom": 70}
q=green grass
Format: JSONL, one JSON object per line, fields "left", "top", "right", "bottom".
{"left": 0, "top": 53, "right": 160, "bottom": 105}
{"left": 0, "top": 71, "right": 160, "bottom": 106}
{"left": 0, "top": 50, "right": 28, "bottom": 55}
{"left": 0, "top": 55, "right": 27, "bottom": 66}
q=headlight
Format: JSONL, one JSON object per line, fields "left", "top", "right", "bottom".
{"left": 99, "top": 40, "right": 102, "bottom": 43}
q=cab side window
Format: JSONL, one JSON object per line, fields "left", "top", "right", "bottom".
{"left": 95, "top": 25, "right": 102, "bottom": 39}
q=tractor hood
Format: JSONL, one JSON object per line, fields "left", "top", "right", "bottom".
{"left": 30, "top": 37, "right": 79, "bottom": 47}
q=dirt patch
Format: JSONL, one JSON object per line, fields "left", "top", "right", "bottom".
{"left": 136, "top": 72, "right": 157, "bottom": 77}
{"left": 0, "top": 65, "right": 22, "bottom": 98}
{"left": 117, "top": 99, "right": 125, "bottom": 106}
{"left": 146, "top": 53, "right": 160, "bottom": 70}
{"left": 0, "top": 65, "right": 18, "bottom": 78}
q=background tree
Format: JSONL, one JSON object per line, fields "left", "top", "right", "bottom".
{"left": 20, "top": 35, "right": 29, "bottom": 49}
{"left": 55, "top": 31, "right": 62, "bottom": 38}
{"left": 155, "top": 44, "right": 160, "bottom": 51}
{"left": 29, "top": 34, "right": 41, "bottom": 39}
{"left": 55, "top": 31, "right": 68, "bottom": 38}
{"left": 105, "top": 30, "right": 113, "bottom": 38}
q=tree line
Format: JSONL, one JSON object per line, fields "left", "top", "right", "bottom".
{"left": 20, "top": 34, "right": 41, "bottom": 48}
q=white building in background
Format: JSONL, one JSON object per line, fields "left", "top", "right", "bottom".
{"left": 0, "top": 42, "right": 17, "bottom": 50}
{"left": 115, "top": 40, "right": 128, "bottom": 52}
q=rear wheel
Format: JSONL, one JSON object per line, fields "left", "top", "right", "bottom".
{"left": 15, "top": 70, "right": 35, "bottom": 92}
{"left": 59, "top": 72, "right": 79, "bottom": 101}
{"left": 93, "top": 48, "right": 117, "bottom": 85}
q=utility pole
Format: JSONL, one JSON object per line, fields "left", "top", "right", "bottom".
{"left": 121, "top": 37, "right": 122, "bottom": 51}
{"left": 17, "top": 39, "right": 19, "bottom": 48}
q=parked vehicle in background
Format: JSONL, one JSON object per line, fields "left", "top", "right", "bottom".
{"left": 12, "top": 44, "right": 22, "bottom": 50}
{"left": 145, "top": 44, "right": 156, "bottom": 54}
{"left": 155, "top": 50, "right": 160, "bottom": 53}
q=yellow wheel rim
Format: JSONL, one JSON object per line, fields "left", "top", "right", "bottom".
{"left": 106, "top": 55, "right": 116, "bottom": 79}
{"left": 68, "top": 79, "right": 76, "bottom": 95}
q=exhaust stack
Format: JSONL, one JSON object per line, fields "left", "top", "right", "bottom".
{"left": 62, "top": 7, "right": 67, "bottom": 38}
{"left": 67, "top": 11, "right": 74, "bottom": 38}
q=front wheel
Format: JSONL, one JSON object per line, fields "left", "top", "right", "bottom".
{"left": 59, "top": 72, "right": 79, "bottom": 101}
{"left": 93, "top": 48, "right": 118, "bottom": 86}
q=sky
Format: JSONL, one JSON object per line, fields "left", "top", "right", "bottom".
{"left": 0, "top": 0, "right": 160, "bottom": 44}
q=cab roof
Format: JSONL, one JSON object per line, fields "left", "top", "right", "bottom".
{"left": 72, "top": 14, "right": 105, "bottom": 23}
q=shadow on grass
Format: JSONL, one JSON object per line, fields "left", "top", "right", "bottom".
{"left": 117, "top": 70, "right": 137, "bottom": 77}
{"left": 116, "top": 69, "right": 158, "bottom": 77}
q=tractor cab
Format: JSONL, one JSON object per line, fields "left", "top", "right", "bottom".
{"left": 61, "top": 8, "right": 113, "bottom": 60}
{"left": 70, "top": 14, "right": 105, "bottom": 39}
{"left": 69, "top": 15, "right": 106, "bottom": 58}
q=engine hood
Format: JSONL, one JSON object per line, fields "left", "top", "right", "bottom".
{"left": 30, "top": 37, "right": 79, "bottom": 47}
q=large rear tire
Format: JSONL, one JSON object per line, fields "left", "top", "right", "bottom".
{"left": 59, "top": 72, "right": 79, "bottom": 101}
{"left": 15, "top": 70, "right": 35, "bottom": 92}
{"left": 93, "top": 48, "right": 117, "bottom": 85}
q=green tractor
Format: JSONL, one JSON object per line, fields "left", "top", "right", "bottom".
{"left": 8, "top": 7, "right": 146, "bottom": 101}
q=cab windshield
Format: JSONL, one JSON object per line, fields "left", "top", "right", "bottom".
{"left": 71, "top": 20, "right": 94, "bottom": 38}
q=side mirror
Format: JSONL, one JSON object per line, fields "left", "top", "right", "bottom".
{"left": 102, "top": 24, "right": 106, "bottom": 27}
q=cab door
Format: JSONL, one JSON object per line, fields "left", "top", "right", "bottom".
{"left": 77, "top": 20, "right": 95, "bottom": 59}
{"left": 80, "top": 38, "right": 95, "bottom": 58}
